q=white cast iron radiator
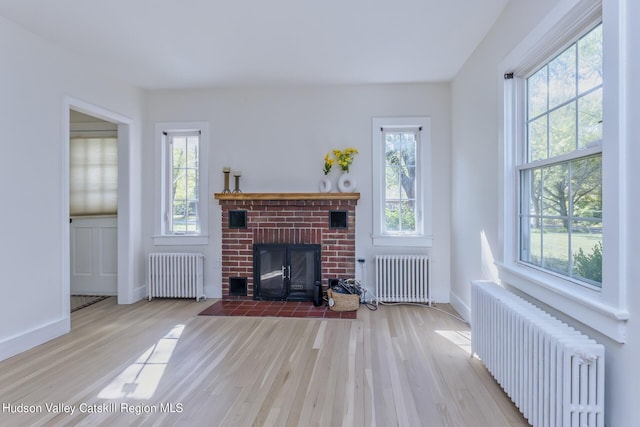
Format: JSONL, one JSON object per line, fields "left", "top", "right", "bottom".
{"left": 471, "top": 280, "right": 604, "bottom": 427}
{"left": 375, "top": 255, "right": 430, "bottom": 304}
{"left": 148, "top": 253, "right": 205, "bottom": 301}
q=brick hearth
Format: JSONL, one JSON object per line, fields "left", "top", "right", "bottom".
{"left": 215, "top": 193, "right": 359, "bottom": 300}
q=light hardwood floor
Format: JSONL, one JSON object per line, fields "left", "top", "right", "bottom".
{"left": 0, "top": 298, "right": 528, "bottom": 426}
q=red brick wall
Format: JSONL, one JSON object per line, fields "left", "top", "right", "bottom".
{"left": 218, "top": 198, "right": 357, "bottom": 300}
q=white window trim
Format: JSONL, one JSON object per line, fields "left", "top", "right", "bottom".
{"left": 372, "top": 117, "right": 432, "bottom": 247}
{"left": 154, "top": 122, "right": 209, "bottom": 246}
{"left": 498, "top": 0, "right": 628, "bottom": 342}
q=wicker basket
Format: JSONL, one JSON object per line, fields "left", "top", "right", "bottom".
{"left": 327, "top": 289, "right": 359, "bottom": 312}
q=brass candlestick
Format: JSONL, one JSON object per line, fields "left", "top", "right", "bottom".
{"left": 233, "top": 172, "right": 242, "bottom": 193}
{"left": 223, "top": 168, "right": 231, "bottom": 193}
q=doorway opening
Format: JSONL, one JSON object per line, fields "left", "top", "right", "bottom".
{"left": 63, "top": 97, "right": 134, "bottom": 318}
{"left": 69, "top": 110, "right": 118, "bottom": 306}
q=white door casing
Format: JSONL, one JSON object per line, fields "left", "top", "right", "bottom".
{"left": 63, "top": 96, "right": 136, "bottom": 310}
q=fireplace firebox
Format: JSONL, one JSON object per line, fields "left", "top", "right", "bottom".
{"left": 253, "top": 244, "right": 321, "bottom": 301}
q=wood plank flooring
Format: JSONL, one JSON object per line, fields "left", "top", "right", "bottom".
{"left": 0, "top": 298, "right": 529, "bottom": 426}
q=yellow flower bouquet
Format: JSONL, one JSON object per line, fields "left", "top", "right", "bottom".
{"left": 323, "top": 152, "right": 335, "bottom": 175}
{"left": 332, "top": 147, "right": 359, "bottom": 172}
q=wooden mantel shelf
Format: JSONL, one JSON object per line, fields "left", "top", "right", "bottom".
{"left": 214, "top": 192, "right": 360, "bottom": 201}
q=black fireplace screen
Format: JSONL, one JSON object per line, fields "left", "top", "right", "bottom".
{"left": 253, "top": 244, "right": 321, "bottom": 301}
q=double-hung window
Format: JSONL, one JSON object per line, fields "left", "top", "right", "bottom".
{"left": 372, "top": 117, "right": 432, "bottom": 247}
{"left": 500, "top": 1, "right": 628, "bottom": 342}
{"left": 520, "top": 23, "right": 603, "bottom": 287}
{"left": 154, "top": 122, "right": 209, "bottom": 245}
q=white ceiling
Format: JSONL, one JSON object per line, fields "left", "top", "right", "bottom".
{"left": 0, "top": 0, "right": 509, "bottom": 89}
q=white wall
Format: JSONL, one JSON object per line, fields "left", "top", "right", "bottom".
{"left": 0, "top": 16, "right": 143, "bottom": 360}
{"left": 143, "top": 84, "right": 451, "bottom": 302}
{"left": 449, "top": 0, "right": 558, "bottom": 318}
{"left": 450, "top": 1, "right": 640, "bottom": 425}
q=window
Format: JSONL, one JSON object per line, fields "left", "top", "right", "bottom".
{"left": 154, "top": 122, "right": 209, "bottom": 245}
{"left": 384, "top": 129, "right": 418, "bottom": 233}
{"left": 499, "top": 1, "right": 628, "bottom": 343}
{"left": 167, "top": 131, "right": 201, "bottom": 234}
{"left": 519, "top": 23, "right": 603, "bottom": 287}
{"left": 69, "top": 137, "right": 118, "bottom": 216}
{"left": 372, "top": 117, "right": 432, "bottom": 247}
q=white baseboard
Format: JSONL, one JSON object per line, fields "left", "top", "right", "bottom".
{"left": 432, "top": 286, "right": 450, "bottom": 304}
{"left": 0, "top": 318, "right": 69, "bottom": 362}
{"left": 449, "top": 290, "right": 471, "bottom": 323}
{"left": 129, "top": 285, "right": 147, "bottom": 303}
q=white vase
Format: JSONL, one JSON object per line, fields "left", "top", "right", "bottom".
{"left": 337, "top": 171, "right": 357, "bottom": 192}
{"left": 319, "top": 176, "right": 332, "bottom": 192}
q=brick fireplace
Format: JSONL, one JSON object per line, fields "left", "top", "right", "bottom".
{"left": 214, "top": 193, "right": 359, "bottom": 300}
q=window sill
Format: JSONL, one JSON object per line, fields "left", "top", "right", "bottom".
{"left": 496, "top": 261, "right": 628, "bottom": 343}
{"left": 153, "top": 235, "right": 209, "bottom": 246}
{"left": 372, "top": 234, "right": 433, "bottom": 247}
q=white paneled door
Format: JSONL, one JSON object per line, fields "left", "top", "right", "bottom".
{"left": 70, "top": 217, "right": 117, "bottom": 295}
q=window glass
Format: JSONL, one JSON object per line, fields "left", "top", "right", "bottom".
{"left": 69, "top": 137, "right": 118, "bottom": 216}
{"left": 384, "top": 130, "right": 417, "bottom": 233}
{"left": 520, "top": 23, "right": 603, "bottom": 287}
{"left": 169, "top": 133, "right": 200, "bottom": 234}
